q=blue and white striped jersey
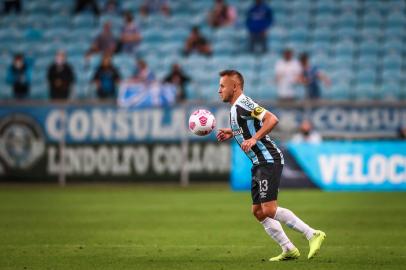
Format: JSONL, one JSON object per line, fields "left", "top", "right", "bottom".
{"left": 230, "top": 94, "right": 284, "bottom": 165}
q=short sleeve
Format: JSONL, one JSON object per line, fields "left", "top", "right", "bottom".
{"left": 237, "top": 96, "right": 268, "bottom": 121}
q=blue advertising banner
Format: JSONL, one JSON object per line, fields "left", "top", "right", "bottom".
{"left": 0, "top": 104, "right": 231, "bottom": 181}
{"left": 118, "top": 82, "right": 177, "bottom": 108}
{"left": 288, "top": 141, "right": 406, "bottom": 191}
{"left": 230, "top": 142, "right": 316, "bottom": 190}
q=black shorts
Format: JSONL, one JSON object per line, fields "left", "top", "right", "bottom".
{"left": 251, "top": 162, "right": 283, "bottom": 204}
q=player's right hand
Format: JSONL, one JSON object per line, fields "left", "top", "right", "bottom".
{"left": 216, "top": 128, "right": 233, "bottom": 142}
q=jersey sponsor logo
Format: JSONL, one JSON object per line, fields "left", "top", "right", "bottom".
{"left": 240, "top": 97, "right": 255, "bottom": 110}
{"left": 252, "top": 106, "right": 265, "bottom": 117}
{"left": 232, "top": 127, "right": 243, "bottom": 136}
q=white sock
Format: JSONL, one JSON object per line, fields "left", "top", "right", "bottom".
{"left": 260, "top": 217, "right": 296, "bottom": 252}
{"left": 274, "top": 207, "right": 315, "bottom": 240}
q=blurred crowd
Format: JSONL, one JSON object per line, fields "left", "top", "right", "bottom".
{"left": 4, "top": 0, "right": 329, "bottom": 102}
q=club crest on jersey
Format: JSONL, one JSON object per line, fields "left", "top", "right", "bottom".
{"left": 232, "top": 127, "right": 243, "bottom": 136}
{"left": 252, "top": 106, "right": 265, "bottom": 116}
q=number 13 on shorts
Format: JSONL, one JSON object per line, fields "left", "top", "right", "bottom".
{"left": 259, "top": 179, "right": 268, "bottom": 192}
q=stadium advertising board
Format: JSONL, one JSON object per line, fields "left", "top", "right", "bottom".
{"left": 274, "top": 104, "right": 406, "bottom": 138}
{"left": 230, "top": 142, "right": 316, "bottom": 190}
{"left": 288, "top": 142, "right": 406, "bottom": 191}
{"left": 0, "top": 105, "right": 231, "bottom": 182}
{"left": 0, "top": 103, "right": 405, "bottom": 183}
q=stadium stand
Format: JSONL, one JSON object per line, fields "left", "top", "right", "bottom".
{"left": 0, "top": 0, "right": 405, "bottom": 101}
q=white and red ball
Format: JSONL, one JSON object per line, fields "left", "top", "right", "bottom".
{"left": 188, "top": 109, "right": 216, "bottom": 136}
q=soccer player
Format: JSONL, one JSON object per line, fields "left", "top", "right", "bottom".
{"left": 216, "top": 70, "right": 326, "bottom": 261}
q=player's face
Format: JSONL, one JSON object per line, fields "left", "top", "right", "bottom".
{"left": 218, "top": 76, "right": 235, "bottom": 103}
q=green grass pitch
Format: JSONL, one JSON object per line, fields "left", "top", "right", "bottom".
{"left": 0, "top": 184, "right": 405, "bottom": 270}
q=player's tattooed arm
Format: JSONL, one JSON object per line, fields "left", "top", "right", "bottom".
{"left": 241, "top": 112, "right": 279, "bottom": 152}
{"left": 216, "top": 128, "right": 233, "bottom": 142}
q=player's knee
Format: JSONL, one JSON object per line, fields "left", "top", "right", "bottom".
{"left": 252, "top": 207, "right": 266, "bottom": 221}
{"left": 262, "top": 205, "right": 277, "bottom": 218}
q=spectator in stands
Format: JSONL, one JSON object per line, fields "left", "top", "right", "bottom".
{"left": 3, "top": 0, "right": 21, "bottom": 14}
{"left": 92, "top": 54, "right": 121, "bottom": 99}
{"left": 120, "top": 12, "right": 142, "bottom": 54}
{"left": 246, "top": 0, "right": 273, "bottom": 54}
{"left": 47, "top": 51, "right": 75, "bottom": 100}
{"left": 398, "top": 126, "right": 406, "bottom": 139}
{"left": 6, "top": 53, "right": 31, "bottom": 99}
{"left": 275, "top": 48, "right": 302, "bottom": 100}
{"left": 86, "top": 21, "right": 117, "bottom": 58}
{"left": 164, "top": 63, "right": 190, "bottom": 102}
{"left": 140, "top": 0, "right": 170, "bottom": 17}
{"left": 183, "top": 27, "right": 212, "bottom": 57}
{"left": 131, "top": 59, "right": 155, "bottom": 84}
{"left": 291, "top": 120, "right": 322, "bottom": 144}
{"left": 298, "top": 53, "right": 331, "bottom": 100}
{"left": 73, "top": 0, "right": 100, "bottom": 16}
{"left": 103, "top": 0, "right": 121, "bottom": 14}
{"left": 208, "top": 0, "right": 236, "bottom": 28}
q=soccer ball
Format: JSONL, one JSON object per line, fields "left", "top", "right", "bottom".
{"left": 188, "top": 109, "right": 216, "bottom": 136}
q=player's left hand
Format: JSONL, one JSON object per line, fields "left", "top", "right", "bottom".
{"left": 241, "top": 138, "right": 257, "bottom": 152}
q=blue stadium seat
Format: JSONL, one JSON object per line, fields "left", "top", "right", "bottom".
{"left": 26, "top": 1, "right": 50, "bottom": 14}
{"left": 287, "top": 27, "right": 308, "bottom": 43}
{"left": 73, "top": 14, "right": 96, "bottom": 28}
{"left": 290, "top": 11, "right": 310, "bottom": 26}
{"left": 334, "top": 39, "right": 355, "bottom": 56}
{"left": 49, "top": 1, "right": 71, "bottom": 14}
{"left": 336, "top": 26, "right": 357, "bottom": 40}
{"left": 356, "top": 54, "right": 379, "bottom": 68}
{"left": 383, "top": 40, "right": 404, "bottom": 55}
{"left": 43, "top": 28, "right": 70, "bottom": 42}
{"left": 331, "top": 56, "right": 353, "bottom": 70}
{"left": 271, "top": 0, "right": 289, "bottom": 13}
{"left": 384, "top": 26, "right": 405, "bottom": 40}
{"left": 340, "top": 0, "right": 362, "bottom": 12}
{"left": 65, "top": 43, "right": 88, "bottom": 58}
{"left": 121, "top": 0, "right": 140, "bottom": 12}
{"left": 213, "top": 39, "right": 235, "bottom": 56}
{"left": 312, "top": 53, "right": 330, "bottom": 69}
{"left": 381, "top": 69, "right": 402, "bottom": 83}
{"left": 330, "top": 69, "right": 354, "bottom": 83}
{"left": 353, "top": 82, "right": 376, "bottom": 100}
{"left": 165, "top": 27, "right": 189, "bottom": 42}
{"left": 274, "top": 10, "right": 291, "bottom": 28}
{"left": 337, "top": 11, "right": 358, "bottom": 28}
{"left": 311, "top": 27, "right": 332, "bottom": 42}
{"left": 356, "top": 69, "right": 377, "bottom": 85}
{"left": 362, "top": 11, "right": 384, "bottom": 28}
{"left": 365, "top": 0, "right": 391, "bottom": 14}
{"left": 309, "top": 40, "right": 331, "bottom": 55}
{"left": 358, "top": 40, "right": 380, "bottom": 56}
{"left": 313, "top": 14, "right": 336, "bottom": 28}
{"left": 382, "top": 54, "right": 402, "bottom": 71}
{"left": 380, "top": 81, "right": 402, "bottom": 99}
{"left": 386, "top": 11, "right": 406, "bottom": 28}
{"left": 270, "top": 27, "right": 287, "bottom": 43}
{"left": 315, "top": 0, "right": 337, "bottom": 13}
{"left": 49, "top": 16, "right": 71, "bottom": 28}
{"left": 24, "top": 14, "right": 48, "bottom": 28}
{"left": 324, "top": 82, "right": 350, "bottom": 100}
{"left": 268, "top": 38, "right": 284, "bottom": 54}
{"left": 331, "top": 54, "right": 352, "bottom": 72}
{"left": 290, "top": 0, "right": 312, "bottom": 12}
{"left": 360, "top": 27, "right": 382, "bottom": 41}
